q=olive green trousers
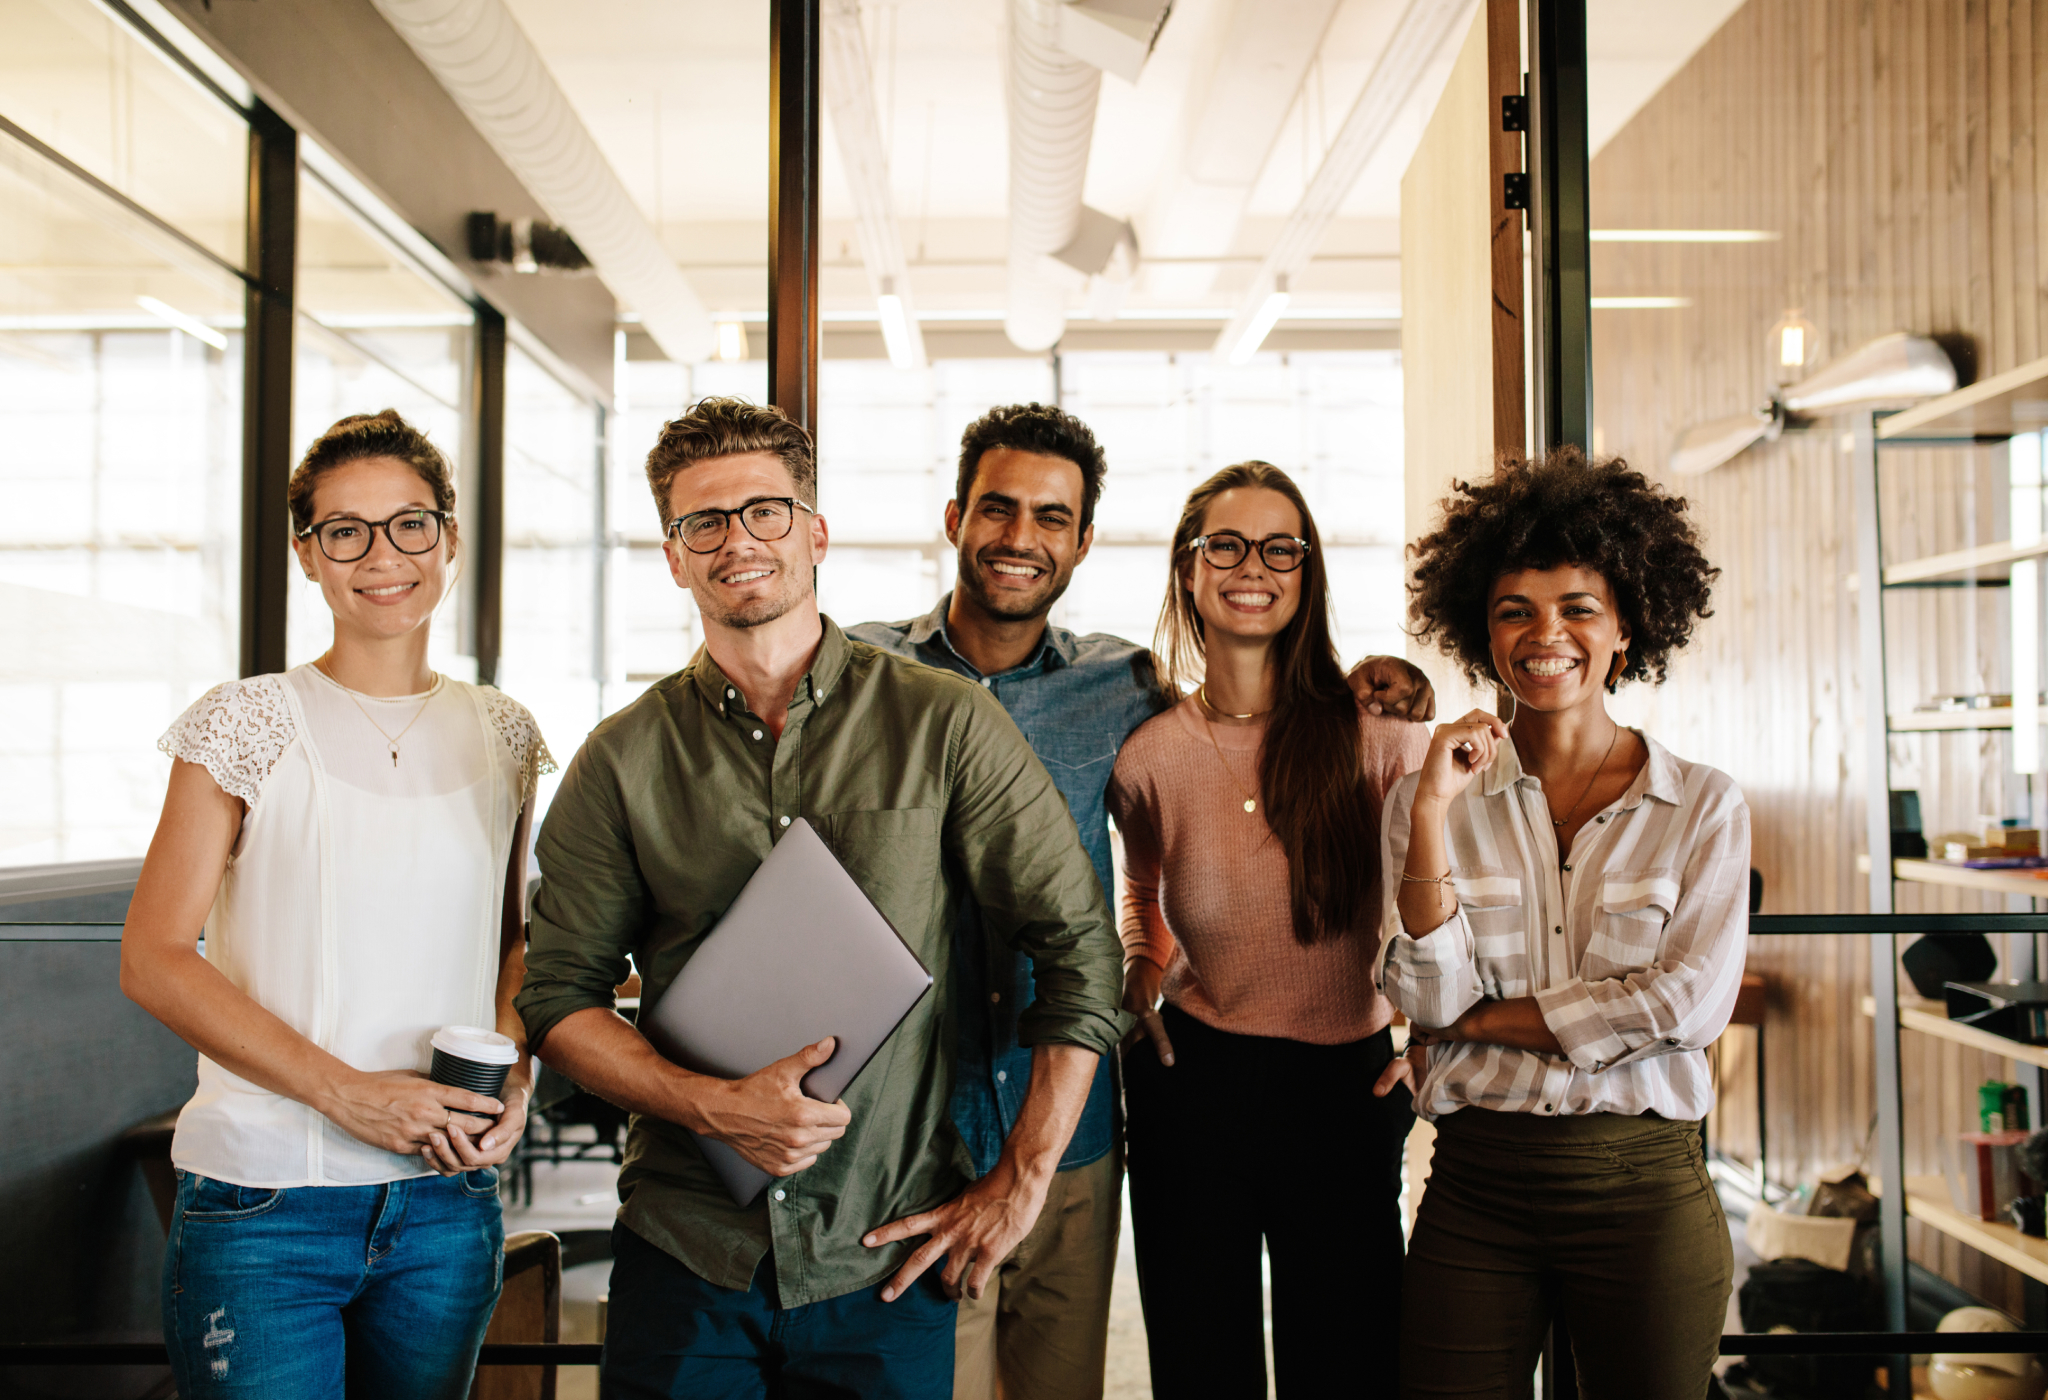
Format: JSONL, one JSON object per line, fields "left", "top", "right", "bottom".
{"left": 1400, "top": 1109, "right": 1733, "bottom": 1400}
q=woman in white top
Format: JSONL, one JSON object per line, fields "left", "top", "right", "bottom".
{"left": 121, "top": 409, "right": 551, "bottom": 1400}
{"left": 1373, "top": 449, "right": 1750, "bottom": 1399}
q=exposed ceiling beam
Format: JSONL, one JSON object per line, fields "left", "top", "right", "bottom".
{"left": 1140, "top": 0, "right": 1344, "bottom": 300}
{"left": 821, "top": 0, "right": 926, "bottom": 368}
{"left": 1212, "top": 0, "right": 1475, "bottom": 361}
{"left": 368, "top": 0, "right": 713, "bottom": 363}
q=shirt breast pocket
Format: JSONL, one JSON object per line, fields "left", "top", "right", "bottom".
{"left": 1584, "top": 873, "right": 1680, "bottom": 977}
{"left": 808, "top": 808, "right": 943, "bottom": 965}
{"left": 1452, "top": 873, "right": 1528, "bottom": 998}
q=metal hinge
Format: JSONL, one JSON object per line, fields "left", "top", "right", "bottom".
{"left": 1503, "top": 172, "right": 1529, "bottom": 210}
{"left": 1502, "top": 92, "right": 1528, "bottom": 132}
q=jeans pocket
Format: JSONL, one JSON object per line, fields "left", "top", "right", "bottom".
{"left": 461, "top": 1166, "right": 502, "bottom": 1200}
{"left": 181, "top": 1174, "right": 285, "bottom": 1221}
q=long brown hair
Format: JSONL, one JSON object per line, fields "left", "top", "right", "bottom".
{"left": 1154, "top": 461, "right": 1371, "bottom": 946}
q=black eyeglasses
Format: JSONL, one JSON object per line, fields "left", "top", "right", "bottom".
{"left": 1184, "top": 531, "right": 1311, "bottom": 573}
{"left": 668, "top": 497, "right": 816, "bottom": 554}
{"left": 298, "top": 510, "right": 449, "bottom": 563}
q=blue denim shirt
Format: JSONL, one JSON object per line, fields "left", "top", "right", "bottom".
{"left": 849, "top": 595, "right": 1171, "bottom": 1175}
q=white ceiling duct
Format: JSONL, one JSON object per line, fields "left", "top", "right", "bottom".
{"left": 1781, "top": 332, "right": 1957, "bottom": 413}
{"left": 1005, "top": 0, "right": 1103, "bottom": 351}
{"left": 1058, "top": 0, "right": 1174, "bottom": 83}
{"left": 1139, "top": 0, "right": 1344, "bottom": 301}
{"left": 1211, "top": 0, "right": 1473, "bottom": 363}
{"left": 368, "top": 0, "right": 713, "bottom": 363}
{"left": 822, "top": 0, "right": 927, "bottom": 369}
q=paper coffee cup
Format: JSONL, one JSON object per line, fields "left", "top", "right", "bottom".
{"left": 429, "top": 1025, "right": 518, "bottom": 1101}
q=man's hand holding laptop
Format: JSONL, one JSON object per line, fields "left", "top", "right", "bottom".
{"left": 694, "top": 1035, "right": 853, "bottom": 1177}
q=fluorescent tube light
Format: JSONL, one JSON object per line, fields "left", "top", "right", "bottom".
{"left": 136, "top": 296, "right": 227, "bottom": 349}
{"left": 1588, "top": 230, "right": 1779, "bottom": 243}
{"left": 1227, "top": 276, "right": 1290, "bottom": 366}
{"left": 877, "top": 279, "right": 914, "bottom": 369}
{"left": 1590, "top": 297, "right": 1692, "bottom": 310}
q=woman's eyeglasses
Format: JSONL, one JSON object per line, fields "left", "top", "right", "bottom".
{"left": 1184, "top": 531, "right": 1311, "bottom": 573}
{"left": 298, "top": 510, "right": 449, "bottom": 563}
{"left": 667, "top": 497, "right": 816, "bottom": 554}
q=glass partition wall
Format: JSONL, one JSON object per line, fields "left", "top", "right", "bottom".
{"left": 0, "top": 0, "right": 247, "bottom": 867}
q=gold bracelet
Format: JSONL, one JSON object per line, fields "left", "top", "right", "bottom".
{"left": 1400, "top": 870, "right": 1454, "bottom": 887}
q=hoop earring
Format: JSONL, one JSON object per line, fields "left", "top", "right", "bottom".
{"left": 1494, "top": 672, "right": 1518, "bottom": 725}
{"left": 1606, "top": 650, "right": 1628, "bottom": 694}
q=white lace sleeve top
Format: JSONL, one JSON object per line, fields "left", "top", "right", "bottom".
{"left": 157, "top": 663, "right": 553, "bottom": 1188}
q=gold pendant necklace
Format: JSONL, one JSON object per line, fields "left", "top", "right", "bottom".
{"left": 318, "top": 656, "right": 441, "bottom": 766}
{"left": 1196, "top": 689, "right": 1264, "bottom": 814}
{"left": 1548, "top": 722, "right": 1622, "bottom": 828}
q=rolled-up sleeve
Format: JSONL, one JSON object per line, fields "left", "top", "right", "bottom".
{"left": 1534, "top": 800, "right": 1751, "bottom": 1073}
{"left": 944, "top": 689, "right": 1130, "bottom": 1056}
{"left": 1373, "top": 772, "right": 1485, "bottom": 1029}
{"left": 516, "top": 734, "right": 647, "bottom": 1051}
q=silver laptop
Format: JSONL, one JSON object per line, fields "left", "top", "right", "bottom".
{"left": 639, "top": 818, "right": 934, "bottom": 1206}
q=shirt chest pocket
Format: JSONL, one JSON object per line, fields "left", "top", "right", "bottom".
{"left": 1452, "top": 874, "right": 1528, "bottom": 998}
{"left": 808, "top": 808, "right": 943, "bottom": 967}
{"left": 1584, "top": 874, "right": 1680, "bottom": 976}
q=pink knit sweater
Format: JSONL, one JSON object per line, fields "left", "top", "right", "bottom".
{"left": 1107, "top": 696, "right": 1429, "bottom": 1045}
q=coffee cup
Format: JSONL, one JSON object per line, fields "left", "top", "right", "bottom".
{"left": 429, "top": 1025, "right": 518, "bottom": 1103}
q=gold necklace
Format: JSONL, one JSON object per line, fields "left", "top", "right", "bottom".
{"left": 1197, "top": 683, "right": 1269, "bottom": 721}
{"left": 317, "top": 655, "right": 441, "bottom": 767}
{"left": 1547, "top": 722, "right": 1622, "bottom": 828}
{"left": 1195, "top": 695, "right": 1262, "bottom": 814}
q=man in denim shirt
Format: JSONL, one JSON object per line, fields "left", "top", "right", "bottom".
{"left": 851, "top": 403, "right": 1434, "bottom": 1400}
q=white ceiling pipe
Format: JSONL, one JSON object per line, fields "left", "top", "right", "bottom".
{"left": 1005, "top": 0, "right": 1102, "bottom": 351}
{"left": 1140, "top": 0, "right": 1344, "bottom": 301}
{"left": 368, "top": 0, "right": 714, "bottom": 363}
{"left": 822, "top": 0, "right": 927, "bottom": 369}
{"left": 1211, "top": 0, "right": 1473, "bottom": 362}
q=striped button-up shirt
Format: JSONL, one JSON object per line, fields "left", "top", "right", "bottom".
{"left": 1374, "top": 730, "right": 1750, "bottom": 1122}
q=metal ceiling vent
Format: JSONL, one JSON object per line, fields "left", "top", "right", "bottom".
{"left": 370, "top": 0, "right": 713, "bottom": 362}
{"left": 1004, "top": 0, "right": 1167, "bottom": 351}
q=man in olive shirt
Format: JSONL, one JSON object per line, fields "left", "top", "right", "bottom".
{"left": 516, "top": 398, "right": 1126, "bottom": 1399}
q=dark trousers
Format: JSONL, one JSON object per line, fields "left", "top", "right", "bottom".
{"left": 1399, "top": 1109, "right": 1733, "bottom": 1400}
{"left": 1124, "top": 1005, "right": 1412, "bottom": 1398}
{"left": 600, "top": 1223, "right": 957, "bottom": 1400}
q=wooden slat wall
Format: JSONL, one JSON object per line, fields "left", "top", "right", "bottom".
{"left": 1588, "top": 0, "right": 2048, "bottom": 1312}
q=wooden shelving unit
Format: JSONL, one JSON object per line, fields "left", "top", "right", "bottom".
{"left": 1895, "top": 858, "right": 2048, "bottom": 897}
{"left": 1856, "top": 388, "right": 2048, "bottom": 1331}
{"left": 1877, "top": 354, "right": 2048, "bottom": 440}
{"left": 1860, "top": 992, "right": 2048, "bottom": 1071}
{"left": 1904, "top": 1176, "right": 2048, "bottom": 1284}
{"left": 1888, "top": 708, "right": 2020, "bottom": 732}
{"left": 1885, "top": 538, "right": 2048, "bottom": 586}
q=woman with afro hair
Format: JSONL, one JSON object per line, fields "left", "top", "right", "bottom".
{"left": 1371, "top": 448, "right": 1750, "bottom": 1398}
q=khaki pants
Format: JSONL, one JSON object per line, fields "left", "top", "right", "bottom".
{"left": 952, "top": 1150, "right": 1120, "bottom": 1400}
{"left": 1400, "top": 1109, "right": 1734, "bottom": 1400}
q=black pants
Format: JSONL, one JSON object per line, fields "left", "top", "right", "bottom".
{"left": 1124, "top": 1004, "right": 1412, "bottom": 1398}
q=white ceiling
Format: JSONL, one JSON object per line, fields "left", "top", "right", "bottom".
{"left": 503, "top": 0, "right": 1748, "bottom": 322}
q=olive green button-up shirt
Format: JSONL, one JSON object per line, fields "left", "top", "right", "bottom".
{"left": 516, "top": 617, "right": 1126, "bottom": 1306}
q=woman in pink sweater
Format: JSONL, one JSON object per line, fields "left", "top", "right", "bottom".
{"left": 1108, "top": 461, "right": 1427, "bottom": 1397}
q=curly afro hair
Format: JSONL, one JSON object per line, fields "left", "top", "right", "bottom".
{"left": 1407, "top": 447, "right": 1718, "bottom": 688}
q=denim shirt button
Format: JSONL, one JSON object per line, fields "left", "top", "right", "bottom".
{"left": 990, "top": 992, "right": 1001, "bottom": 1004}
{"left": 996, "top": 1070, "right": 1007, "bottom": 1083}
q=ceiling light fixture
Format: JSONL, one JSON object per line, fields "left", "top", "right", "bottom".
{"left": 1589, "top": 230, "right": 1780, "bottom": 243}
{"left": 877, "top": 279, "right": 915, "bottom": 370}
{"left": 1227, "top": 276, "right": 1289, "bottom": 366}
{"left": 712, "top": 317, "right": 748, "bottom": 363}
{"left": 137, "top": 296, "right": 227, "bottom": 350}
{"left": 1768, "top": 309, "right": 1818, "bottom": 383}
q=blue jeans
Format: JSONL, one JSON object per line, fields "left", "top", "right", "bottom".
{"left": 601, "top": 1223, "right": 956, "bottom": 1399}
{"left": 162, "top": 1168, "right": 505, "bottom": 1399}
